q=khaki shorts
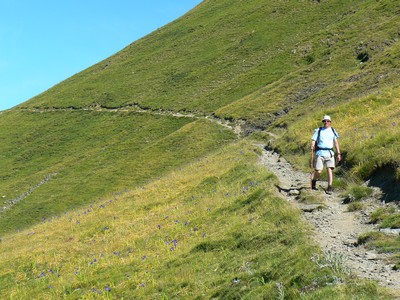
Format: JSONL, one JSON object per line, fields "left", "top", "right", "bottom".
{"left": 314, "top": 155, "right": 335, "bottom": 171}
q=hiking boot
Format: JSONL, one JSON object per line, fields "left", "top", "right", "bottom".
{"left": 311, "top": 180, "right": 317, "bottom": 190}
{"left": 326, "top": 185, "right": 333, "bottom": 195}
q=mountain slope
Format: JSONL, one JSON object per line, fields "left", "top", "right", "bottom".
{"left": 0, "top": 109, "right": 235, "bottom": 234}
{"left": 0, "top": 140, "right": 392, "bottom": 299}
{"left": 19, "top": 0, "right": 400, "bottom": 181}
{"left": 23, "top": 1, "right": 394, "bottom": 113}
{"left": 0, "top": 0, "right": 399, "bottom": 298}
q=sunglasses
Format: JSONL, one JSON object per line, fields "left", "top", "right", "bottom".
{"left": 322, "top": 120, "right": 331, "bottom": 123}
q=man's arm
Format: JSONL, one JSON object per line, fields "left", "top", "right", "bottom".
{"left": 334, "top": 139, "right": 341, "bottom": 161}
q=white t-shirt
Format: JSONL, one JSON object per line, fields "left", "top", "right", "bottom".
{"left": 312, "top": 127, "right": 339, "bottom": 157}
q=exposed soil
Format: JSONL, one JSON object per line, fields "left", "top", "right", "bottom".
{"left": 258, "top": 144, "right": 400, "bottom": 298}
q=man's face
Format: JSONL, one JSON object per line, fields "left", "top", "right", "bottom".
{"left": 322, "top": 119, "right": 331, "bottom": 128}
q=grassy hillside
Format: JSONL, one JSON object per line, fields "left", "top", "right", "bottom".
{"left": 21, "top": 0, "right": 400, "bottom": 182}
{"left": 0, "top": 0, "right": 399, "bottom": 298}
{"left": 0, "top": 109, "right": 235, "bottom": 234}
{"left": 21, "top": 1, "right": 386, "bottom": 112}
{"left": 0, "top": 140, "right": 391, "bottom": 299}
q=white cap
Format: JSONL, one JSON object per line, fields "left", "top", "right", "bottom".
{"left": 322, "top": 115, "right": 331, "bottom": 121}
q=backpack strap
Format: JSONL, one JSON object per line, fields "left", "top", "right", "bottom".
{"left": 331, "top": 127, "right": 338, "bottom": 138}
{"left": 315, "top": 127, "right": 323, "bottom": 150}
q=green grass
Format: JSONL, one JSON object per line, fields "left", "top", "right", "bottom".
{"left": 358, "top": 231, "right": 400, "bottom": 268}
{"left": 347, "top": 202, "right": 365, "bottom": 212}
{"left": 16, "top": 0, "right": 400, "bottom": 186}
{"left": 0, "top": 110, "right": 235, "bottom": 234}
{"left": 370, "top": 207, "right": 400, "bottom": 228}
{"left": 0, "top": 0, "right": 400, "bottom": 298}
{"left": 357, "top": 207, "right": 400, "bottom": 268}
{"left": 0, "top": 140, "right": 391, "bottom": 299}
{"left": 297, "top": 190, "right": 326, "bottom": 206}
{"left": 21, "top": 1, "right": 388, "bottom": 113}
{"left": 341, "top": 185, "right": 374, "bottom": 203}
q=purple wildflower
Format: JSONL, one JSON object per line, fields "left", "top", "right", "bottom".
{"left": 105, "top": 286, "right": 111, "bottom": 292}
{"left": 37, "top": 272, "right": 45, "bottom": 278}
{"left": 392, "top": 122, "right": 396, "bottom": 127}
{"left": 49, "top": 269, "right": 60, "bottom": 276}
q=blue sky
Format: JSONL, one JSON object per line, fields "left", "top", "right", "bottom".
{"left": 0, "top": 0, "right": 202, "bottom": 111}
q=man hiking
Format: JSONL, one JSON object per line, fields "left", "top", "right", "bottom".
{"left": 311, "top": 115, "right": 341, "bottom": 194}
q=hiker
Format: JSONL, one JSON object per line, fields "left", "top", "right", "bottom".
{"left": 311, "top": 115, "right": 341, "bottom": 194}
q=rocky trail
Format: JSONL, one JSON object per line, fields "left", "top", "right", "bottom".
{"left": 258, "top": 144, "right": 400, "bottom": 298}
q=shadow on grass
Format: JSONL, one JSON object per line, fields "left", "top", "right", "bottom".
{"left": 368, "top": 163, "right": 400, "bottom": 203}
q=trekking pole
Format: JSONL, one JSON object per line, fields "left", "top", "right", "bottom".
{"left": 310, "top": 148, "right": 314, "bottom": 191}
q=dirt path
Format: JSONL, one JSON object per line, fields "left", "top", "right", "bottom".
{"left": 258, "top": 144, "right": 400, "bottom": 297}
{"left": 19, "top": 105, "right": 244, "bottom": 139}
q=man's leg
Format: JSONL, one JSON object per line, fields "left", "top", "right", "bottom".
{"left": 325, "top": 155, "right": 336, "bottom": 194}
{"left": 312, "top": 156, "right": 323, "bottom": 190}
{"left": 327, "top": 167, "right": 333, "bottom": 186}
{"left": 313, "top": 170, "right": 322, "bottom": 181}
{"left": 312, "top": 170, "right": 322, "bottom": 190}
{"left": 326, "top": 167, "right": 333, "bottom": 194}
